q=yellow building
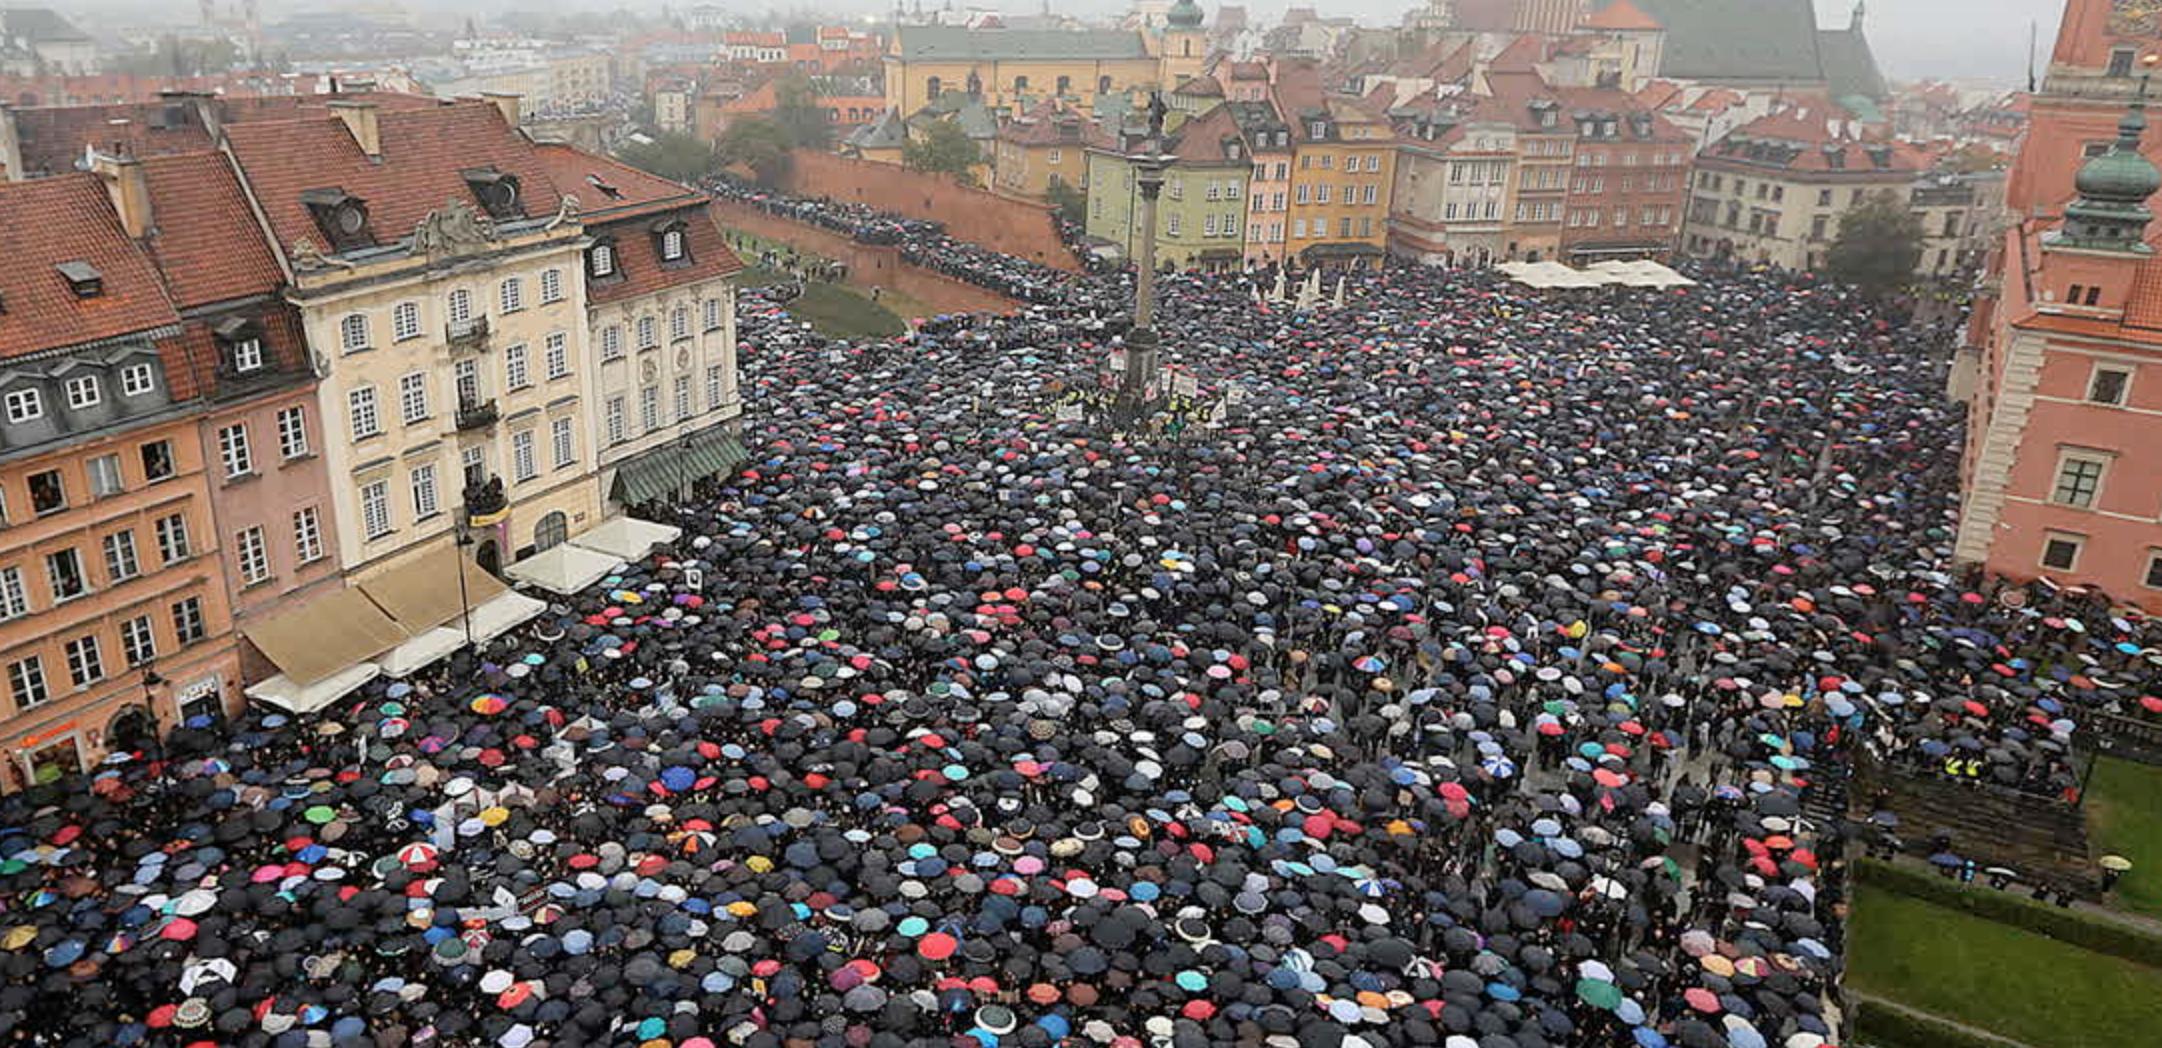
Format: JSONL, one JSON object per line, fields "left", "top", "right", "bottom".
{"left": 1277, "top": 63, "right": 1396, "bottom": 269}
{"left": 883, "top": 3, "right": 1209, "bottom": 116}
{"left": 993, "top": 101, "right": 1093, "bottom": 201}
{"left": 224, "top": 99, "right": 603, "bottom": 578}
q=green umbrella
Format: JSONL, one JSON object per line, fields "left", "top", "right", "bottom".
{"left": 1575, "top": 977, "right": 1622, "bottom": 1010}
{"left": 303, "top": 805, "right": 336, "bottom": 825}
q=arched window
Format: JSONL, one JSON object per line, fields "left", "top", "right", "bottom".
{"left": 534, "top": 511, "right": 568, "bottom": 552}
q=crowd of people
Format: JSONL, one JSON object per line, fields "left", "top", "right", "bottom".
{"left": 4, "top": 222, "right": 2158, "bottom": 1048}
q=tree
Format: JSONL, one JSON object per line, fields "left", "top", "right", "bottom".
{"left": 1046, "top": 177, "right": 1087, "bottom": 226}
{"left": 771, "top": 72, "right": 833, "bottom": 151}
{"left": 714, "top": 116, "right": 795, "bottom": 186}
{"left": 903, "top": 120, "right": 983, "bottom": 186}
{"left": 616, "top": 131, "right": 718, "bottom": 184}
{"left": 1825, "top": 189, "right": 1924, "bottom": 298}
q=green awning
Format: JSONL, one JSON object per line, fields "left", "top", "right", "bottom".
{"left": 610, "top": 429, "right": 748, "bottom": 505}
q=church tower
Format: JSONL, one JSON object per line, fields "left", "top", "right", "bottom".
{"left": 1159, "top": 0, "right": 1209, "bottom": 87}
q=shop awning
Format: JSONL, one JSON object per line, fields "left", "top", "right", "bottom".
{"left": 244, "top": 662, "right": 381, "bottom": 716}
{"left": 242, "top": 587, "right": 408, "bottom": 687}
{"left": 504, "top": 543, "right": 621, "bottom": 595}
{"left": 1299, "top": 242, "right": 1385, "bottom": 258}
{"left": 377, "top": 627, "right": 467, "bottom": 678}
{"left": 609, "top": 429, "right": 749, "bottom": 506}
{"left": 461, "top": 591, "right": 549, "bottom": 644}
{"left": 359, "top": 546, "right": 508, "bottom": 633}
{"left": 572, "top": 515, "right": 683, "bottom": 562}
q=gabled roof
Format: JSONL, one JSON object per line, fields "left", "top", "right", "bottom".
{"left": 999, "top": 100, "right": 1093, "bottom": 147}
{"left": 223, "top": 100, "right": 568, "bottom": 260}
{"left": 1701, "top": 107, "right": 1926, "bottom": 174}
{"left": 0, "top": 7, "right": 88, "bottom": 43}
{"left": 846, "top": 109, "right": 908, "bottom": 150}
{"left": 532, "top": 144, "right": 710, "bottom": 225}
{"left": 138, "top": 152, "right": 285, "bottom": 310}
{"left": 892, "top": 27, "right": 1148, "bottom": 61}
{"left": 1488, "top": 35, "right": 1549, "bottom": 76}
{"left": 1581, "top": 0, "right": 1663, "bottom": 31}
{"left": 1164, "top": 104, "right": 1249, "bottom": 166}
{"left": 1816, "top": 25, "right": 1888, "bottom": 102}
{"left": 1174, "top": 75, "right": 1225, "bottom": 98}
{"left": 4, "top": 91, "right": 435, "bottom": 181}
{"left": 1609, "top": 0, "right": 1823, "bottom": 84}
{"left": 0, "top": 173, "right": 180, "bottom": 360}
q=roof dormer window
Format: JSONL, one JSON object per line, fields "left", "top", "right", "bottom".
{"left": 301, "top": 187, "right": 373, "bottom": 251}
{"left": 589, "top": 238, "right": 621, "bottom": 281}
{"left": 652, "top": 220, "right": 692, "bottom": 267}
{"left": 56, "top": 261, "right": 102, "bottom": 299}
{"left": 462, "top": 168, "right": 524, "bottom": 219}
{"left": 1309, "top": 120, "right": 1328, "bottom": 139}
{"left": 586, "top": 173, "right": 624, "bottom": 200}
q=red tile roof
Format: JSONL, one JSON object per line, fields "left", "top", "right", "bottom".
{"left": 1702, "top": 108, "right": 1927, "bottom": 174}
{"left": 5, "top": 91, "right": 437, "bottom": 180}
{"left": 1582, "top": 0, "right": 1663, "bottom": 31}
{"left": 590, "top": 203, "right": 743, "bottom": 306}
{"left": 532, "top": 143, "right": 711, "bottom": 224}
{"left": 1488, "top": 35, "right": 1550, "bottom": 75}
{"left": 0, "top": 173, "right": 179, "bottom": 359}
{"left": 224, "top": 100, "right": 569, "bottom": 259}
{"left": 138, "top": 151, "right": 284, "bottom": 310}
{"left": 526, "top": 144, "right": 742, "bottom": 303}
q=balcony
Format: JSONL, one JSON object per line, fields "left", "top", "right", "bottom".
{"left": 446, "top": 316, "right": 491, "bottom": 351}
{"left": 464, "top": 475, "right": 507, "bottom": 524}
{"left": 455, "top": 398, "right": 499, "bottom": 431}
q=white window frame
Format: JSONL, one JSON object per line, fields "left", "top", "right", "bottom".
{"left": 2088, "top": 364, "right": 2134, "bottom": 406}
{"left": 551, "top": 416, "right": 576, "bottom": 469}
{"left": 120, "top": 614, "right": 157, "bottom": 668}
{"left": 294, "top": 506, "right": 324, "bottom": 564}
{"left": 707, "top": 364, "right": 725, "bottom": 409}
{"left": 448, "top": 288, "right": 474, "bottom": 327}
{"left": 606, "top": 396, "right": 627, "bottom": 444}
{"left": 103, "top": 530, "right": 139, "bottom": 583}
{"left": 121, "top": 363, "right": 156, "bottom": 397}
{"left": 218, "top": 423, "right": 253, "bottom": 478}
{"left": 500, "top": 276, "right": 525, "bottom": 314}
{"left": 545, "top": 332, "right": 570, "bottom": 379}
{"left": 9, "top": 656, "right": 47, "bottom": 709}
{"left": 511, "top": 430, "right": 537, "bottom": 483}
{"left": 171, "top": 596, "right": 206, "bottom": 646}
{"left": 340, "top": 313, "right": 371, "bottom": 353}
{"left": 277, "top": 406, "right": 309, "bottom": 459}
{"left": 2050, "top": 449, "right": 2111, "bottom": 509}
{"left": 64, "top": 374, "right": 99, "bottom": 410}
{"left": 410, "top": 463, "right": 440, "bottom": 519}
{"left": 602, "top": 325, "right": 624, "bottom": 361}
{"left": 540, "top": 268, "right": 564, "bottom": 304}
{"left": 2040, "top": 531, "right": 2085, "bottom": 572}
{"left": 236, "top": 525, "right": 271, "bottom": 585}
{"left": 87, "top": 453, "right": 124, "bottom": 498}
{"left": 230, "top": 338, "right": 264, "bottom": 373}
{"left": 505, "top": 343, "right": 530, "bottom": 391}
{"left": 637, "top": 316, "right": 659, "bottom": 350}
{"left": 349, "top": 386, "right": 382, "bottom": 440}
{"left": 0, "top": 567, "right": 27, "bottom": 621}
{"left": 704, "top": 298, "right": 724, "bottom": 331}
{"left": 64, "top": 634, "right": 103, "bottom": 688}
{"left": 360, "top": 480, "right": 392, "bottom": 540}
{"left": 155, "top": 513, "right": 190, "bottom": 564}
{"left": 393, "top": 301, "right": 422, "bottom": 342}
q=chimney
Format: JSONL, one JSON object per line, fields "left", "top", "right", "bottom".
{"left": 92, "top": 152, "right": 155, "bottom": 238}
{"left": 0, "top": 106, "right": 23, "bottom": 183}
{"left": 482, "top": 92, "right": 522, "bottom": 128}
{"left": 329, "top": 100, "right": 380, "bottom": 158}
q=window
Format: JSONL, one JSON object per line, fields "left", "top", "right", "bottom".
{"left": 87, "top": 454, "right": 124, "bottom": 498}
{"left": 540, "top": 268, "right": 564, "bottom": 304}
{"left": 2147, "top": 552, "right": 2162, "bottom": 590}
{"left": 545, "top": 332, "right": 569, "bottom": 380}
{"left": 9, "top": 657, "right": 47, "bottom": 709}
{"left": 5, "top": 388, "right": 44, "bottom": 424}
{"left": 410, "top": 463, "right": 439, "bottom": 519}
{"left": 551, "top": 416, "right": 576, "bottom": 469}
{"left": 121, "top": 363, "right": 156, "bottom": 397}
{"left": 1166, "top": 213, "right": 1182, "bottom": 236}
{"left": 171, "top": 597, "right": 205, "bottom": 646}
{"left": 672, "top": 307, "right": 691, "bottom": 342}
{"left": 0, "top": 567, "right": 24, "bottom": 621}
{"left": 1296, "top": 184, "right": 1311, "bottom": 205}
{"left": 505, "top": 343, "right": 530, "bottom": 391}
{"left": 500, "top": 276, "right": 525, "bottom": 313}
{"left": 606, "top": 396, "right": 626, "bottom": 444}
{"left": 704, "top": 299, "right": 724, "bottom": 332}
{"left": 1204, "top": 214, "right": 1218, "bottom": 237}
{"left": 2089, "top": 365, "right": 2132, "bottom": 406}
{"left": 236, "top": 526, "right": 270, "bottom": 585}
{"left": 360, "top": 480, "right": 392, "bottom": 539}
{"left": 46, "top": 548, "right": 87, "bottom": 601}
{"left": 29, "top": 470, "right": 65, "bottom": 515}
{"left": 64, "top": 635, "right": 103, "bottom": 688}
{"left": 589, "top": 242, "right": 617, "bottom": 278}
{"left": 293, "top": 507, "right": 323, "bottom": 564}
{"left": 2052, "top": 454, "right": 2108, "bottom": 508}
{"left": 155, "top": 513, "right": 190, "bottom": 563}
{"left": 511, "top": 430, "right": 537, "bottom": 482}
{"left": 602, "top": 325, "right": 624, "bottom": 361}
{"left": 461, "top": 445, "right": 486, "bottom": 489}
{"left": 1362, "top": 184, "right": 1377, "bottom": 204}
{"left": 448, "top": 288, "right": 474, "bottom": 327}
{"left": 2086, "top": 285, "right": 2103, "bottom": 306}
{"left": 2111, "top": 47, "right": 2137, "bottom": 78}
{"left": 453, "top": 359, "right": 481, "bottom": 413}
{"left": 2041, "top": 532, "right": 2084, "bottom": 571}
{"left": 103, "top": 530, "right": 139, "bottom": 583}
{"left": 1316, "top": 185, "right": 1331, "bottom": 204}
{"left": 1445, "top": 202, "right": 1459, "bottom": 221}
{"left": 637, "top": 316, "right": 659, "bottom": 349}
{"left": 349, "top": 386, "right": 382, "bottom": 440}
{"left": 393, "top": 301, "right": 422, "bottom": 341}
{"left": 217, "top": 423, "right": 253, "bottom": 478}
{"left": 120, "top": 615, "right": 156, "bottom": 668}
{"left": 229, "top": 338, "right": 264, "bottom": 373}
{"left": 340, "top": 313, "right": 371, "bottom": 353}
{"left": 640, "top": 385, "right": 661, "bottom": 431}
{"left": 277, "top": 406, "right": 308, "bottom": 459}
{"left": 1811, "top": 214, "right": 1829, "bottom": 241}
{"left": 61, "top": 375, "right": 99, "bottom": 410}
{"left": 661, "top": 228, "right": 687, "bottom": 261}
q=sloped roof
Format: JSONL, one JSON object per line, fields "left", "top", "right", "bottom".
{"left": 1165, "top": 104, "right": 1248, "bottom": 165}
{"left": 138, "top": 152, "right": 285, "bottom": 310}
{"left": 0, "top": 7, "right": 88, "bottom": 42}
{"left": 1702, "top": 107, "right": 1926, "bottom": 174}
{"left": 532, "top": 143, "right": 709, "bottom": 224}
{"left": 1816, "top": 26, "right": 1888, "bottom": 102}
{"left": 1582, "top": 0, "right": 1663, "bottom": 31}
{"left": 893, "top": 27, "right": 1148, "bottom": 61}
{"left": 0, "top": 173, "right": 179, "bottom": 359}
{"left": 1488, "top": 35, "right": 1549, "bottom": 75}
{"left": 224, "top": 100, "right": 567, "bottom": 259}
{"left": 846, "top": 109, "right": 908, "bottom": 150}
{"left": 4, "top": 91, "right": 435, "bottom": 181}
{"left": 1609, "top": 0, "right": 1823, "bottom": 84}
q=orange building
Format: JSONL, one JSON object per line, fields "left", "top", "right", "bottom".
{"left": 1275, "top": 60, "right": 1396, "bottom": 270}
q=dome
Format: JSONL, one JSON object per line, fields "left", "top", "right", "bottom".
{"left": 1166, "top": 0, "right": 1205, "bottom": 30}
{"left": 2074, "top": 102, "right": 2162, "bottom": 205}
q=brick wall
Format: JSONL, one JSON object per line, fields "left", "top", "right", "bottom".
{"left": 709, "top": 198, "right": 1020, "bottom": 317}
{"left": 781, "top": 150, "right": 1080, "bottom": 272}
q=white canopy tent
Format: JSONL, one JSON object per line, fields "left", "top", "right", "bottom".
{"left": 571, "top": 516, "right": 682, "bottom": 562}
{"left": 376, "top": 627, "right": 467, "bottom": 678}
{"left": 244, "top": 663, "right": 382, "bottom": 716}
{"left": 462, "top": 591, "right": 550, "bottom": 644}
{"left": 505, "top": 543, "right": 621, "bottom": 596}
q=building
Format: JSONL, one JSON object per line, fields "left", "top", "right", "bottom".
{"left": 531, "top": 146, "right": 745, "bottom": 513}
{"left": 1276, "top": 62, "right": 1396, "bottom": 269}
{"left": 654, "top": 78, "right": 694, "bottom": 134}
{"left": 1588, "top": 0, "right": 1886, "bottom": 104}
{"left": 0, "top": 174, "right": 239, "bottom": 787}
{"left": 883, "top": 2, "right": 1210, "bottom": 116}
{"left": 220, "top": 98, "right": 603, "bottom": 579}
{"left": 0, "top": 7, "right": 95, "bottom": 76}
{"left": 1682, "top": 107, "right": 1925, "bottom": 271}
{"left": 1553, "top": 85, "right": 1690, "bottom": 261}
{"left": 1388, "top": 96, "right": 1519, "bottom": 265}
{"left": 1085, "top": 103, "right": 1251, "bottom": 271}
{"left": 1228, "top": 100, "right": 1293, "bottom": 265}
{"left": 1956, "top": 99, "right": 2162, "bottom": 610}
{"left": 994, "top": 100, "right": 1093, "bottom": 201}
{"left": 1911, "top": 172, "right": 2001, "bottom": 280}
{"left": 0, "top": 90, "right": 441, "bottom": 183}
{"left": 1489, "top": 74, "right": 1574, "bottom": 263}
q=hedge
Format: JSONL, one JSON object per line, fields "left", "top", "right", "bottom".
{"left": 1857, "top": 859, "right": 2162, "bottom": 969}
{"left": 1852, "top": 995, "right": 2027, "bottom": 1048}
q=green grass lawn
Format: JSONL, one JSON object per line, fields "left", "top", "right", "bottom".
{"left": 1848, "top": 883, "right": 2162, "bottom": 1047}
{"left": 2085, "top": 756, "right": 2162, "bottom": 917}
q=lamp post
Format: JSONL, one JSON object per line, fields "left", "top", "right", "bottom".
{"left": 453, "top": 523, "right": 476, "bottom": 648}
